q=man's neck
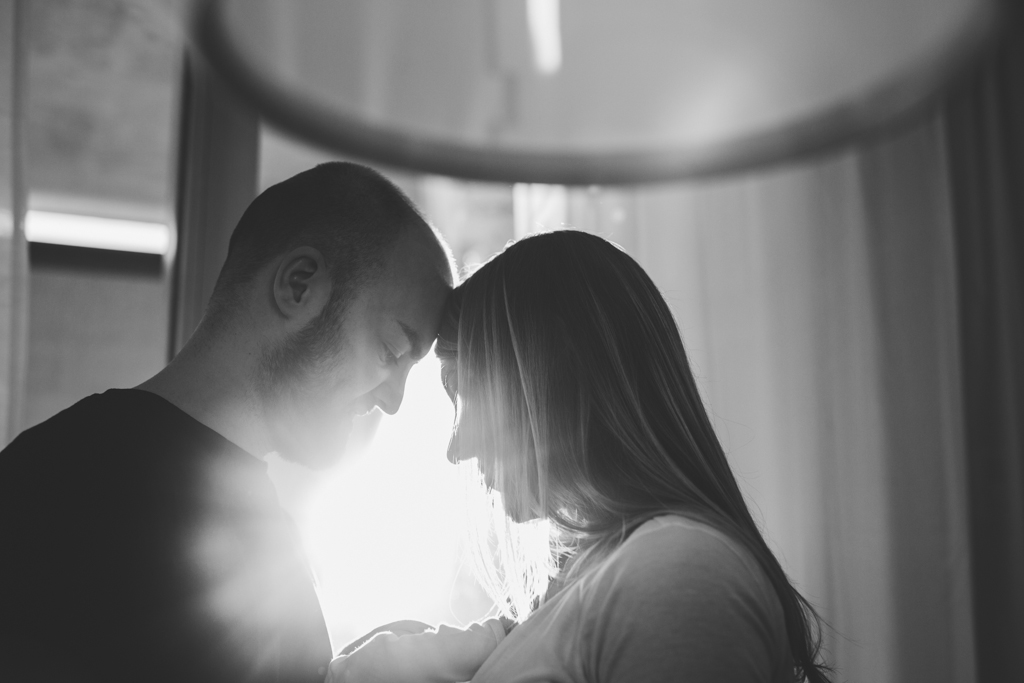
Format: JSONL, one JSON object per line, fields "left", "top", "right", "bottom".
{"left": 136, "top": 326, "right": 273, "bottom": 460}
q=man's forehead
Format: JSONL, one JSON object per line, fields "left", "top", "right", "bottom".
{"left": 374, "top": 277, "right": 448, "bottom": 354}
{"left": 371, "top": 230, "right": 452, "bottom": 346}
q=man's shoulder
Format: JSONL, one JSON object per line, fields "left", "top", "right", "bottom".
{"left": 0, "top": 389, "right": 180, "bottom": 472}
{"left": 8, "top": 388, "right": 139, "bottom": 439}
{"left": 4, "top": 392, "right": 102, "bottom": 455}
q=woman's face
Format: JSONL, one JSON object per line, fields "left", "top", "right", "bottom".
{"left": 440, "top": 359, "right": 495, "bottom": 489}
{"left": 439, "top": 355, "right": 463, "bottom": 461}
{"left": 439, "top": 355, "right": 542, "bottom": 521}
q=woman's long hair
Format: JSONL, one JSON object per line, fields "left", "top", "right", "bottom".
{"left": 436, "top": 231, "right": 832, "bottom": 683}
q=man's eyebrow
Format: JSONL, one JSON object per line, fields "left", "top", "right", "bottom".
{"left": 398, "top": 321, "right": 424, "bottom": 359}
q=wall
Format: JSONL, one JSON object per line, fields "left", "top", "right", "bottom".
{"left": 21, "top": 245, "right": 169, "bottom": 430}
{"left": 17, "top": 0, "right": 182, "bottom": 431}
{"left": 0, "top": 0, "right": 28, "bottom": 444}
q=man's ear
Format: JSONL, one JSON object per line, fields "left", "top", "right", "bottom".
{"left": 272, "top": 246, "right": 330, "bottom": 323}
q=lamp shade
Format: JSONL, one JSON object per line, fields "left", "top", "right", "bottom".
{"left": 194, "top": 0, "right": 998, "bottom": 184}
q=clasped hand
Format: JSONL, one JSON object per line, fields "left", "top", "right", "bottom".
{"left": 325, "top": 618, "right": 511, "bottom": 683}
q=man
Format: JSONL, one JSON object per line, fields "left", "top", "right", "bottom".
{"left": 0, "top": 162, "right": 454, "bottom": 682}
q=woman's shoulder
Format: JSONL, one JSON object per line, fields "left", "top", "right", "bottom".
{"left": 578, "top": 514, "right": 784, "bottom": 632}
{"left": 574, "top": 514, "right": 791, "bottom": 681}
{"left": 603, "top": 515, "right": 766, "bottom": 583}
{"left": 626, "top": 513, "right": 746, "bottom": 549}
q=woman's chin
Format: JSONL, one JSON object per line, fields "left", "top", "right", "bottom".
{"left": 501, "top": 495, "right": 544, "bottom": 524}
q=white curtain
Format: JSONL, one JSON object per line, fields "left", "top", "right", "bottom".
{"left": 566, "top": 118, "right": 974, "bottom": 683}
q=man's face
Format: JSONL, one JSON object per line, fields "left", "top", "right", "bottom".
{"left": 260, "top": 234, "right": 450, "bottom": 469}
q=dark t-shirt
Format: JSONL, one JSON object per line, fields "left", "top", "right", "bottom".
{"left": 0, "top": 389, "right": 332, "bottom": 683}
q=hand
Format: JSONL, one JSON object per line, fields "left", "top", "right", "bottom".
{"left": 339, "top": 620, "right": 434, "bottom": 656}
{"left": 325, "top": 619, "right": 508, "bottom": 683}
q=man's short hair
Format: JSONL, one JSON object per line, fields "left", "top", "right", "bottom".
{"left": 209, "top": 161, "right": 436, "bottom": 315}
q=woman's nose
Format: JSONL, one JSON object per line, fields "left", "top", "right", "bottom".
{"left": 447, "top": 431, "right": 473, "bottom": 464}
{"left": 446, "top": 435, "right": 459, "bottom": 464}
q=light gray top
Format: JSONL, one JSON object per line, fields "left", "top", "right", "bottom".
{"left": 472, "top": 515, "right": 792, "bottom": 683}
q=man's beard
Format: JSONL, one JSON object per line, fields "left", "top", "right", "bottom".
{"left": 255, "top": 298, "right": 352, "bottom": 469}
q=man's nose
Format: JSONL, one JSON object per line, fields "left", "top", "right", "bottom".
{"left": 374, "top": 364, "right": 412, "bottom": 416}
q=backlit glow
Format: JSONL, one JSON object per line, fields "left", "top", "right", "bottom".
{"left": 294, "top": 354, "right": 494, "bottom": 652}
{"left": 25, "top": 210, "right": 173, "bottom": 255}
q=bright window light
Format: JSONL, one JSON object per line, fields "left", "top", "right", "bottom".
{"left": 25, "top": 210, "right": 173, "bottom": 255}
{"left": 513, "top": 183, "right": 567, "bottom": 238}
{"left": 526, "top": 0, "right": 562, "bottom": 75}
{"left": 290, "top": 354, "right": 493, "bottom": 651}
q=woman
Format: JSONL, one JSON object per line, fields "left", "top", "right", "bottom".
{"left": 328, "top": 230, "right": 831, "bottom": 683}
